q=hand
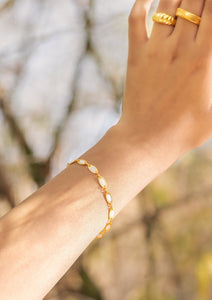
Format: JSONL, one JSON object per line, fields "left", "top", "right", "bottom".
{"left": 117, "top": 0, "right": 212, "bottom": 166}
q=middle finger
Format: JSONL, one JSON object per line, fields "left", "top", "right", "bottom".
{"left": 151, "top": 0, "right": 182, "bottom": 40}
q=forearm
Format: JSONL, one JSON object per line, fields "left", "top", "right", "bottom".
{"left": 0, "top": 124, "right": 171, "bottom": 300}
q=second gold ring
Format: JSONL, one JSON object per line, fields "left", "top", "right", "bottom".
{"left": 152, "top": 12, "right": 176, "bottom": 26}
{"left": 176, "top": 8, "right": 201, "bottom": 25}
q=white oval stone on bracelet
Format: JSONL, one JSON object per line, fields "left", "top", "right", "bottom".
{"left": 96, "top": 233, "right": 103, "bottom": 238}
{"left": 88, "top": 164, "right": 98, "bottom": 174}
{"left": 106, "top": 193, "right": 112, "bottom": 203}
{"left": 78, "top": 159, "right": 86, "bottom": 165}
{"left": 105, "top": 224, "right": 111, "bottom": 231}
{"left": 109, "top": 209, "right": 115, "bottom": 219}
{"left": 98, "top": 176, "right": 107, "bottom": 188}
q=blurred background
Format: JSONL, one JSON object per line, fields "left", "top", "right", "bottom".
{"left": 0, "top": 0, "right": 212, "bottom": 299}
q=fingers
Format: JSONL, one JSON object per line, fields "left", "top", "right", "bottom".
{"left": 128, "top": 0, "right": 152, "bottom": 59}
{"left": 173, "top": 0, "right": 205, "bottom": 42}
{"left": 197, "top": 0, "right": 212, "bottom": 46}
{"left": 150, "top": 0, "right": 182, "bottom": 40}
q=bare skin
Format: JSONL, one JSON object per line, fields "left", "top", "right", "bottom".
{"left": 0, "top": 0, "right": 211, "bottom": 299}
{"left": 120, "top": 0, "right": 212, "bottom": 165}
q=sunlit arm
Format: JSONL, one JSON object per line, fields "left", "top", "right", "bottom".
{"left": 0, "top": 124, "right": 167, "bottom": 300}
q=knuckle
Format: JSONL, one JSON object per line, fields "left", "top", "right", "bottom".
{"left": 128, "top": 12, "right": 139, "bottom": 24}
{"left": 128, "top": 7, "right": 145, "bottom": 24}
{"left": 193, "top": 48, "right": 212, "bottom": 68}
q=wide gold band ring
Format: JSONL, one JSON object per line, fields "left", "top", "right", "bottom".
{"left": 176, "top": 8, "right": 201, "bottom": 25}
{"left": 152, "top": 12, "right": 176, "bottom": 26}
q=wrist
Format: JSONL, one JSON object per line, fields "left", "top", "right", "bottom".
{"left": 80, "top": 122, "right": 174, "bottom": 214}
{"left": 115, "top": 117, "right": 185, "bottom": 172}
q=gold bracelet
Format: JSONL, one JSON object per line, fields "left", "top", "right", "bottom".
{"left": 66, "top": 158, "right": 115, "bottom": 239}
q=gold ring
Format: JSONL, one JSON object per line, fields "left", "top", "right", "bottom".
{"left": 176, "top": 8, "right": 201, "bottom": 25}
{"left": 152, "top": 12, "right": 176, "bottom": 26}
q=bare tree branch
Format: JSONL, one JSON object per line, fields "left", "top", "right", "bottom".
{"left": 0, "top": 0, "right": 15, "bottom": 14}
{"left": 0, "top": 163, "right": 15, "bottom": 208}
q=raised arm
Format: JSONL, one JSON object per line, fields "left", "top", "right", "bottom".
{"left": 0, "top": 0, "right": 212, "bottom": 299}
